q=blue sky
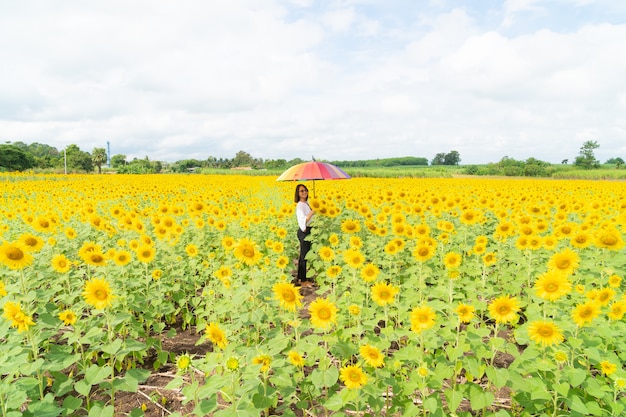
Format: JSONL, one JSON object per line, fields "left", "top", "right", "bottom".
{"left": 1, "top": 0, "right": 625, "bottom": 165}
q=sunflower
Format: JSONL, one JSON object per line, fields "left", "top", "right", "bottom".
{"left": 413, "top": 244, "right": 435, "bottom": 263}
{"left": 455, "top": 303, "right": 475, "bottom": 323}
{"left": 0, "top": 281, "right": 6, "bottom": 297}
{"left": 359, "top": 344, "right": 384, "bottom": 368}
{"left": 571, "top": 300, "right": 601, "bottom": 327}
{"left": 443, "top": 252, "right": 462, "bottom": 269}
{"left": 482, "top": 252, "right": 497, "bottom": 266}
{"left": 343, "top": 248, "right": 365, "bottom": 269}
{"left": 185, "top": 244, "right": 199, "bottom": 258}
{"left": 360, "top": 263, "right": 380, "bottom": 282}
{"left": 348, "top": 304, "right": 361, "bottom": 316}
{"left": 65, "top": 227, "right": 77, "bottom": 239}
{"left": 384, "top": 241, "right": 400, "bottom": 255}
{"left": 3, "top": 301, "right": 35, "bottom": 333}
{"left": 596, "top": 287, "right": 615, "bottom": 306}
{"left": 253, "top": 354, "right": 272, "bottom": 372}
{"left": 288, "top": 351, "right": 305, "bottom": 368}
{"left": 83, "top": 278, "right": 115, "bottom": 309}
{"left": 309, "top": 298, "right": 338, "bottom": 330}
{"left": 51, "top": 254, "right": 72, "bottom": 273}
{"left": 205, "top": 322, "right": 228, "bottom": 349}
{"left": 233, "top": 237, "right": 262, "bottom": 266}
{"left": 570, "top": 232, "right": 591, "bottom": 249}
{"left": 113, "top": 250, "right": 132, "bottom": 266}
{"left": 608, "top": 274, "right": 622, "bottom": 288}
{"left": 341, "top": 219, "right": 361, "bottom": 234}
{"left": 371, "top": 282, "right": 399, "bottom": 306}
{"left": 534, "top": 271, "right": 571, "bottom": 301}
{"left": 152, "top": 269, "right": 162, "bottom": 280}
{"left": 339, "top": 364, "right": 367, "bottom": 389}
{"left": 594, "top": 228, "right": 624, "bottom": 251}
{"left": 328, "top": 233, "right": 339, "bottom": 246}
{"left": 527, "top": 320, "right": 564, "bottom": 347}
{"left": 2, "top": 301, "right": 35, "bottom": 333}
{"left": 547, "top": 248, "right": 580, "bottom": 276}
{"left": 176, "top": 353, "right": 192, "bottom": 373}
{"left": 272, "top": 241, "right": 284, "bottom": 254}
{"left": 18, "top": 233, "right": 45, "bottom": 252}
{"left": 272, "top": 282, "right": 303, "bottom": 311}
{"left": 607, "top": 301, "right": 626, "bottom": 321}
{"left": 349, "top": 236, "right": 363, "bottom": 248}
{"left": 600, "top": 361, "right": 617, "bottom": 376}
{"left": 410, "top": 305, "right": 437, "bottom": 333}
{"left": 215, "top": 266, "right": 232, "bottom": 281}
{"left": 488, "top": 295, "right": 520, "bottom": 324}
{"left": 136, "top": 245, "right": 156, "bottom": 264}
{"left": 59, "top": 309, "right": 78, "bottom": 326}
{"left": 83, "top": 250, "right": 107, "bottom": 267}
{"left": 318, "top": 246, "right": 335, "bottom": 262}
{"left": 276, "top": 255, "right": 289, "bottom": 269}
{"left": 0, "top": 241, "right": 34, "bottom": 270}
{"left": 221, "top": 236, "right": 235, "bottom": 250}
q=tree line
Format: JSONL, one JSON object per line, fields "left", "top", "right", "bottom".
{"left": 0, "top": 139, "right": 621, "bottom": 175}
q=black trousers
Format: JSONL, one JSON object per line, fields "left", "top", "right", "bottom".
{"left": 297, "top": 227, "right": 312, "bottom": 281}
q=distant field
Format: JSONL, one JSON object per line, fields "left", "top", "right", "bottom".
{"left": 201, "top": 164, "right": 626, "bottom": 181}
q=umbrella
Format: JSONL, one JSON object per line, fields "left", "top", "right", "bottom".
{"left": 276, "top": 160, "right": 351, "bottom": 197}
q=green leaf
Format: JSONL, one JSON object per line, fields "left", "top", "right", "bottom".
{"left": 444, "top": 388, "right": 463, "bottom": 413}
{"left": 555, "top": 382, "right": 569, "bottom": 397}
{"left": 485, "top": 367, "right": 510, "bottom": 389}
{"left": 61, "top": 395, "right": 82, "bottom": 414}
{"left": 88, "top": 404, "right": 114, "bottom": 417}
{"left": 85, "top": 364, "right": 112, "bottom": 385}
{"left": 25, "top": 400, "right": 62, "bottom": 417}
{"left": 565, "top": 368, "right": 588, "bottom": 387}
{"left": 310, "top": 367, "right": 338, "bottom": 388}
{"left": 568, "top": 395, "right": 589, "bottom": 414}
{"left": 74, "top": 380, "right": 91, "bottom": 397}
{"left": 468, "top": 383, "right": 494, "bottom": 410}
{"left": 101, "top": 339, "right": 123, "bottom": 355}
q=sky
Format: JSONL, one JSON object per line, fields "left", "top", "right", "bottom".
{"left": 1, "top": 0, "right": 625, "bottom": 165}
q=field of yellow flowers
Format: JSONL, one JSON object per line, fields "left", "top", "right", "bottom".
{"left": 1, "top": 173, "right": 626, "bottom": 417}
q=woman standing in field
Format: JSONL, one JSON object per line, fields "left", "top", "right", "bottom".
{"left": 295, "top": 184, "right": 314, "bottom": 287}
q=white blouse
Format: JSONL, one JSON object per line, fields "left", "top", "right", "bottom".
{"left": 296, "top": 201, "right": 312, "bottom": 232}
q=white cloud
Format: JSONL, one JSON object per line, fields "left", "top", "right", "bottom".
{"left": 0, "top": 0, "right": 625, "bottom": 165}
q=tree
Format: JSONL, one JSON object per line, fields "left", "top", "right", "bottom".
{"left": 233, "top": 150, "right": 254, "bottom": 167}
{"left": 606, "top": 157, "right": 624, "bottom": 168}
{"left": 0, "top": 144, "right": 35, "bottom": 171}
{"left": 443, "top": 150, "right": 461, "bottom": 165}
{"left": 65, "top": 144, "right": 93, "bottom": 172}
{"left": 92, "top": 147, "right": 108, "bottom": 174}
{"left": 431, "top": 153, "right": 446, "bottom": 165}
{"left": 574, "top": 140, "right": 600, "bottom": 169}
{"left": 110, "top": 154, "right": 127, "bottom": 168}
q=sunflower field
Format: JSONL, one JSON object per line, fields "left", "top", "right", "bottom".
{"left": 1, "top": 173, "right": 626, "bottom": 417}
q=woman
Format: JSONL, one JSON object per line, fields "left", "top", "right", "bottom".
{"left": 295, "top": 184, "right": 314, "bottom": 286}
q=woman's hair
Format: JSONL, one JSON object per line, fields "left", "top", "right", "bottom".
{"left": 294, "top": 184, "right": 308, "bottom": 203}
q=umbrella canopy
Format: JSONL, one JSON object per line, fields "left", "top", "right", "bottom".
{"left": 276, "top": 161, "right": 350, "bottom": 197}
{"left": 276, "top": 161, "right": 351, "bottom": 182}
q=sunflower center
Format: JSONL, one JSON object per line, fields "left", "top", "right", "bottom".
{"left": 95, "top": 289, "right": 108, "bottom": 300}
{"left": 545, "top": 283, "right": 558, "bottom": 292}
{"left": 538, "top": 326, "right": 553, "bottom": 337}
{"left": 318, "top": 308, "right": 331, "bottom": 320}
{"left": 602, "top": 235, "right": 617, "bottom": 245}
{"left": 497, "top": 306, "right": 510, "bottom": 314}
{"left": 24, "top": 238, "right": 37, "bottom": 246}
{"left": 283, "top": 291, "right": 295, "bottom": 302}
{"left": 7, "top": 247, "right": 25, "bottom": 261}
{"left": 243, "top": 247, "right": 255, "bottom": 257}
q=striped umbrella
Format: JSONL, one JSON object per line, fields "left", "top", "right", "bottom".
{"left": 277, "top": 161, "right": 350, "bottom": 197}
